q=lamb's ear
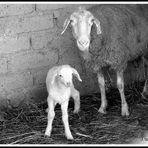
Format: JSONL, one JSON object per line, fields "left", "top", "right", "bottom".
{"left": 61, "top": 17, "right": 71, "bottom": 35}
{"left": 51, "top": 73, "right": 58, "bottom": 84}
{"left": 72, "top": 68, "right": 82, "bottom": 82}
{"left": 93, "top": 17, "right": 102, "bottom": 34}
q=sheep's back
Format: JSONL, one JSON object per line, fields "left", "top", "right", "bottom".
{"left": 86, "top": 4, "right": 148, "bottom": 71}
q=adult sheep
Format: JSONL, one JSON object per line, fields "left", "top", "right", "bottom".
{"left": 61, "top": 4, "right": 148, "bottom": 116}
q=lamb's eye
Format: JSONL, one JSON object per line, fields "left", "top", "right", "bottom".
{"left": 59, "top": 74, "right": 62, "bottom": 77}
{"left": 88, "top": 20, "right": 93, "bottom": 26}
{"left": 90, "top": 19, "right": 94, "bottom": 24}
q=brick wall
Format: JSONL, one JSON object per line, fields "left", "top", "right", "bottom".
{"left": 0, "top": 3, "right": 99, "bottom": 109}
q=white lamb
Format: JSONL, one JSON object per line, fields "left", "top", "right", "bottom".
{"left": 45, "top": 64, "right": 82, "bottom": 140}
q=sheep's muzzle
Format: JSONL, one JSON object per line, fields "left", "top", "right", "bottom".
{"left": 80, "top": 50, "right": 92, "bottom": 61}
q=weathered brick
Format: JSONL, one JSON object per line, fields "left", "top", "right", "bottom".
{"left": 0, "top": 4, "right": 34, "bottom": 17}
{"left": 31, "top": 30, "right": 56, "bottom": 50}
{"left": 0, "top": 86, "right": 36, "bottom": 109}
{"left": 0, "top": 56, "right": 8, "bottom": 74}
{"left": 0, "top": 14, "right": 53, "bottom": 36}
{"left": 28, "top": 86, "right": 48, "bottom": 103}
{"left": 0, "top": 72, "right": 33, "bottom": 91}
{"left": 8, "top": 49, "right": 59, "bottom": 72}
{"left": 31, "top": 27, "right": 76, "bottom": 52}
{"left": 32, "top": 67, "right": 49, "bottom": 86}
{"left": 36, "top": 4, "right": 94, "bottom": 12}
{"left": 0, "top": 34, "right": 30, "bottom": 53}
{"left": 4, "top": 88, "right": 29, "bottom": 108}
{"left": 48, "top": 32, "right": 76, "bottom": 55}
{"left": 36, "top": 4, "right": 72, "bottom": 11}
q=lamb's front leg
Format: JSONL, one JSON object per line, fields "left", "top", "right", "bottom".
{"left": 61, "top": 101, "right": 73, "bottom": 140}
{"left": 97, "top": 72, "right": 107, "bottom": 114}
{"left": 117, "top": 70, "right": 129, "bottom": 116}
{"left": 45, "top": 98, "right": 55, "bottom": 137}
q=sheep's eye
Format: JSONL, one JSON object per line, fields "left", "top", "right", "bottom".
{"left": 71, "top": 21, "right": 74, "bottom": 25}
{"left": 71, "top": 19, "right": 76, "bottom": 25}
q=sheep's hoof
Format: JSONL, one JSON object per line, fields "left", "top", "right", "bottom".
{"left": 121, "top": 110, "right": 129, "bottom": 116}
{"left": 45, "top": 131, "right": 51, "bottom": 137}
{"left": 121, "top": 103, "right": 129, "bottom": 116}
{"left": 98, "top": 107, "right": 107, "bottom": 114}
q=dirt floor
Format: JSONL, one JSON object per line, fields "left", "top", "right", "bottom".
{"left": 0, "top": 81, "right": 148, "bottom": 145}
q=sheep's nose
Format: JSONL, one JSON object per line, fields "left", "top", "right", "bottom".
{"left": 78, "top": 40, "right": 89, "bottom": 47}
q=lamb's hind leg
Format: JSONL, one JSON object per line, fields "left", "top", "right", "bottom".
{"left": 97, "top": 72, "right": 107, "bottom": 114}
{"left": 71, "top": 88, "right": 80, "bottom": 114}
{"left": 117, "top": 70, "right": 129, "bottom": 116}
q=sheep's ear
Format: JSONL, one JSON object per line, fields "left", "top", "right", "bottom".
{"left": 61, "top": 17, "right": 71, "bottom": 35}
{"left": 93, "top": 18, "right": 102, "bottom": 34}
{"left": 72, "top": 68, "right": 82, "bottom": 82}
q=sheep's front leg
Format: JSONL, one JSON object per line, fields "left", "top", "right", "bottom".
{"left": 117, "top": 71, "right": 129, "bottom": 116}
{"left": 71, "top": 88, "right": 80, "bottom": 113}
{"left": 142, "top": 79, "right": 148, "bottom": 99}
{"left": 45, "top": 98, "right": 55, "bottom": 137}
{"left": 61, "top": 101, "right": 73, "bottom": 140}
{"left": 97, "top": 72, "right": 107, "bottom": 114}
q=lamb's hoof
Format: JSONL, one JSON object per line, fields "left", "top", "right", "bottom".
{"left": 67, "top": 135, "right": 74, "bottom": 140}
{"left": 73, "top": 108, "right": 80, "bottom": 114}
{"left": 45, "top": 108, "right": 48, "bottom": 113}
{"left": 98, "top": 107, "right": 106, "bottom": 114}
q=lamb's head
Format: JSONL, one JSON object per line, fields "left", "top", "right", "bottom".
{"left": 61, "top": 6, "right": 101, "bottom": 59}
{"left": 52, "top": 65, "right": 82, "bottom": 88}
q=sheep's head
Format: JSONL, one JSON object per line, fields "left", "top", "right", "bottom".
{"left": 52, "top": 65, "right": 82, "bottom": 88}
{"left": 61, "top": 6, "right": 101, "bottom": 59}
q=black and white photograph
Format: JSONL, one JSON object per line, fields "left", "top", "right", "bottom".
{"left": 0, "top": 1, "right": 148, "bottom": 146}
